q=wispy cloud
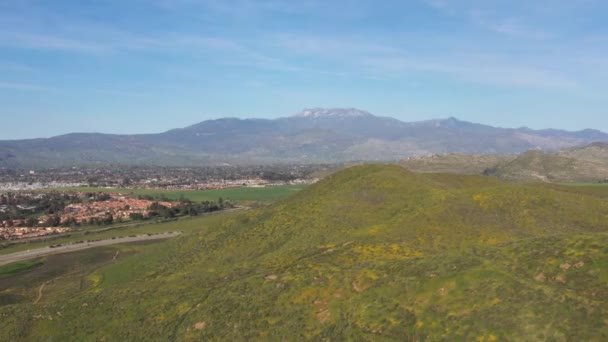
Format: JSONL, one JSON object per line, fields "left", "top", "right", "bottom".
{"left": 90, "top": 89, "right": 151, "bottom": 97}
{"left": 0, "top": 24, "right": 581, "bottom": 91}
{"left": 0, "top": 82, "right": 51, "bottom": 91}
{"left": 276, "top": 34, "right": 401, "bottom": 57}
{"left": 0, "top": 32, "right": 109, "bottom": 52}
{"left": 423, "top": 0, "right": 448, "bottom": 10}
{"left": 0, "top": 18, "right": 317, "bottom": 78}
{"left": 424, "top": 1, "right": 555, "bottom": 40}
{"left": 0, "top": 61, "right": 34, "bottom": 72}
{"left": 469, "top": 9, "right": 554, "bottom": 40}
{"left": 360, "top": 55, "right": 577, "bottom": 89}
{"left": 0, "top": 0, "right": 598, "bottom": 93}
{"left": 272, "top": 33, "right": 576, "bottom": 89}
{"left": 153, "top": 0, "right": 320, "bottom": 15}
{"left": 0, "top": 27, "right": 245, "bottom": 56}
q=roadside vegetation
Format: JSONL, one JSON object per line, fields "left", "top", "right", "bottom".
{"left": 0, "top": 259, "right": 43, "bottom": 276}
{"left": 0, "top": 210, "right": 241, "bottom": 255}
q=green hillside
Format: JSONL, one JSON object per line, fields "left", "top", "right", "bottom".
{"left": 2, "top": 165, "right": 608, "bottom": 340}
{"left": 400, "top": 154, "right": 513, "bottom": 175}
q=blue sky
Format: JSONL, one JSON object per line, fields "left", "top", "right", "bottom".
{"left": 1, "top": 0, "right": 607, "bottom": 139}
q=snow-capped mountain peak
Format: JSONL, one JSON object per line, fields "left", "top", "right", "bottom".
{"left": 293, "top": 108, "right": 374, "bottom": 119}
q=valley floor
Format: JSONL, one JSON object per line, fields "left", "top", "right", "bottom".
{"left": 0, "top": 232, "right": 180, "bottom": 267}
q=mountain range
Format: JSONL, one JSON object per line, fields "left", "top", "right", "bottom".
{"left": 2, "top": 108, "right": 607, "bottom": 168}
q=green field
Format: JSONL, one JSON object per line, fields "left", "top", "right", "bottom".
{"left": 2, "top": 165, "right": 608, "bottom": 340}
{"left": 0, "top": 259, "right": 43, "bottom": 276}
{"left": 53, "top": 185, "right": 306, "bottom": 203}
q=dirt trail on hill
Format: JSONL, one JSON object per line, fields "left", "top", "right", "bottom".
{"left": 34, "top": 278, "right": 59, "bottom": 304}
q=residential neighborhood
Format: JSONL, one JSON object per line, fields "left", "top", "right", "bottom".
{"left": 59, "top": 195, "right": 174, "bottom": 224}
{"left": 0, "top": 191, "right": 197, "bottom": 241}
{"left": 0, "top": 164, "right": 328, "bottom": 241}
{"left": 0, "top": 225, "right": 70, "bottom": 240}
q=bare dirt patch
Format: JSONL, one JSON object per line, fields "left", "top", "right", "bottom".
{"left": 352, "top": 281, "right": 364, "bottom": 293}
{"left": 534, "top": 272, "right": 546, "bottom": 283}
{"left": 314, "top": 300, "right": 330, "bottom": 323}
{"left": 316, "top": 309, "right": 330, "bottom": 323}
{"left": 264, "top": 274, "right": 278, "bottom": 281}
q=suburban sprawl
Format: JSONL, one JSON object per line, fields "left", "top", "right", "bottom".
{"left": 0, "top": 164, "right": 326, "bottom": 242}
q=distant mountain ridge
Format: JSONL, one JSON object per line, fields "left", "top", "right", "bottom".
{"left": 1, "top": 108, "right": 607, "bottom": 168}
{"left": 402, "top": 143, "right": 608, "bottom": 183}
{"left": 488, "top": 150, "right": 607, "bottom": 182}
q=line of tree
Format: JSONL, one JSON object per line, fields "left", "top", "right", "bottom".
{"left": 129, "top": 197, "right": 229, "bottom": 221}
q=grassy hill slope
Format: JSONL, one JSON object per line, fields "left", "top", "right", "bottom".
{"left": 558, "top": 142, "right": 608, "bottom": 166}
{"left": 490, "top": 150, "right": 608, "bottom": 182}
{"left": 2, "top": 165, "right": 608, "bottom": 340}
{"left": 400, "top": 143, "right": 608, "bottom": 183}
{"left": 400, "top": 154, "right": 513, "bottom": 175}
